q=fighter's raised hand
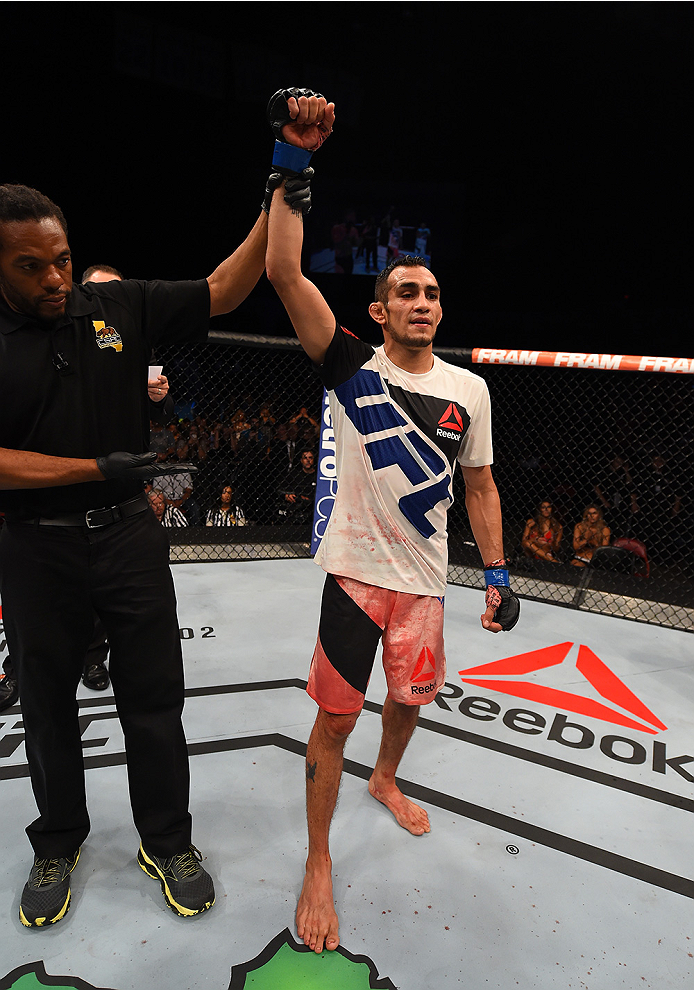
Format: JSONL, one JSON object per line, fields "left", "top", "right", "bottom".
{"left": 267, "top": 87, "right": 335, "bottom": 152}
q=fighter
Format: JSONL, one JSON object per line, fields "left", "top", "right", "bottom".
{"left": 264, "top": 90, "right": 520, "bottom": 954}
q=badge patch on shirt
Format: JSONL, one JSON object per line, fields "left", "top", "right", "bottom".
{"left": 92, "top": 320, "right": 123, "bottom": 352}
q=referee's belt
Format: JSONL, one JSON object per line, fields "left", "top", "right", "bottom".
{"left": 24, "top": 494, "right": 150, "bottom": 530}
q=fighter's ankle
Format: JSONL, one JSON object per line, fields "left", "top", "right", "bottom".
{"left": 305, "top": 853, "right": 332, "bottom": 873}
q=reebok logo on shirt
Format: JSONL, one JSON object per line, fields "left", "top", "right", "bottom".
{"left": 436, "top": 403, "right": 464, "bottom": 441}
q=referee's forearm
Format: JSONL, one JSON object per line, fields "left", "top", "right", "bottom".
{"left": 0, "top": 447, "right": 104, "bottom": 489}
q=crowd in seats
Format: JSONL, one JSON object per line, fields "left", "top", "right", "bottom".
{"left": 510, "top": 443, "right": 688, "bottom": 576}
{"left": 148, "top": 398, "right": 319, "bottom": 530}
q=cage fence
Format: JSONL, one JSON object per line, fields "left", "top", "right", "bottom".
{"left": 153, "top": 334, "right": 694, "bottom": 633}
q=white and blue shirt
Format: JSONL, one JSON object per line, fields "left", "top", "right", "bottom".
{"left": 314, "top": 326, "right": 493, "bottom": 596}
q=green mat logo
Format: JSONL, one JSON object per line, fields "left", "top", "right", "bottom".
{"left": 0, "top": 961, "right": 117, "bottom": 990}
{"left": 229, "top": 928, "right": 396, "bottom": 988}
{"left": 0, "top": 931, "right": 395, "bottom": 989}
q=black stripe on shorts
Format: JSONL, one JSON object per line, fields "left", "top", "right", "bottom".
{"left": 319, "top": 574, "right": 383, "bottom": 696}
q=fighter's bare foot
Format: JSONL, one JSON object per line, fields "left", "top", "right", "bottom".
{"left": 296, "top": 862, "right": 340, "bottom": 953}
{"left": 368, "top": 776, "right": 431, "bottom": 835}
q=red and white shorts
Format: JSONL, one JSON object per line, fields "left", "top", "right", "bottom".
{"left": 307, "top": 574, "right": 446, "bottom": 715}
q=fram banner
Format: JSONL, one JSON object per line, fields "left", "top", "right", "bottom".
{"left": 311, "top": 389, "right": 337, "bottom": 556}
{"left": 472, "top": 348, "right": 694, "bottom": 374}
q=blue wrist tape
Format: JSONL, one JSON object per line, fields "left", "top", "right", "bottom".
{"left": 272, "top": 140, "right": 313, "bottom": 173}
{"left": 485, "top": 567, "right": 510, "bottom": 587}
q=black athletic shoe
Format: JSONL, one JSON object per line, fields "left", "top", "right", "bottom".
{"left": 137, "top": 844, "right": 215, "bottom": 918}
{"left": 19, "top": 849, "right": 80, "bottom": 928}
{"left": 81, "top": 662, "right": 110, "bottom": 691}
{"left": 0, "top": 658, "right": 19, "bottom": 713}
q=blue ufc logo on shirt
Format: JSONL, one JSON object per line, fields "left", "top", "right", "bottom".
{"left": 334, "top": 370, "right": 452, "bottom": 538}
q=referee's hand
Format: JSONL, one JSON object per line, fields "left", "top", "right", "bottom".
{"left": 96, "top": 451, "right": 157, "bottom": 480}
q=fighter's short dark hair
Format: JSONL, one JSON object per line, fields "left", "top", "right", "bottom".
{"left": 82, "top": 264, "right": 124, "bottom": 283}
{"left": 0, "top": 184, "right": 68, "bottom": 247}
{"left": 374, "top": 255, "right": 429, "bottom": 305}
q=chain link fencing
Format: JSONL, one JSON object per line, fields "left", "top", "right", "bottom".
{"left": 154, "top": 334, "right": 694, "bottom": 634}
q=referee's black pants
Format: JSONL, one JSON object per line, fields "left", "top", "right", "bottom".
{"left": 0, "top": 510, "right": 192, "bottom": 860}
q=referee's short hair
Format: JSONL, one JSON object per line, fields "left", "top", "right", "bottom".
{"left": 81, "top": 264, "right": 124, "bottom": 283}
{"left": 0, "top": 183, "right": 68, "bottom": 247}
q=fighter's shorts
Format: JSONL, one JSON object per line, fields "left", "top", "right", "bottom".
{"left": 307, "top": 574, "right": 446, "bottom": 714}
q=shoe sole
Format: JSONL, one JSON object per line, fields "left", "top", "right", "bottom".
{"left": 137, "top": 846, "right": 214, "bottom": 918}
{"left": 19, "top": 849, "right": 80, "bottom": 928}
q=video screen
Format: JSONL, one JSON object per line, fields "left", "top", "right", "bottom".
{"left": 307, "top": 180, "right": 437, "bottom": 276}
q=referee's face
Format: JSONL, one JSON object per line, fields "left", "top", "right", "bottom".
{"left": 0, "top": 217, "right": 72, "bottom": 322}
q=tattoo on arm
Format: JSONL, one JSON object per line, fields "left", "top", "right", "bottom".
{"left": 306, "top": 760, "right": 317, "bottom": 783}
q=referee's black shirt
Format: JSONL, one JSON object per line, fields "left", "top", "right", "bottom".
{"left": 0, "top": 278, "right": 210, "bottom": 518}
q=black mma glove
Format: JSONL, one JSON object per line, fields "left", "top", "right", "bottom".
{"left": 484, "top": 559, "right": 521, "bottom": 631}
{"left": 265, "top": 86, "right": 331, "bottom": 217}
{"left": 96, "top": 451, "right": 157, "bottom": 481}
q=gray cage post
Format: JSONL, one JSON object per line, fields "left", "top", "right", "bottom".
{"left": 152, "top": 334, "right": 694, "bottom": 633}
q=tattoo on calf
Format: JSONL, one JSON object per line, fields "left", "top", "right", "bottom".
{"left": 306, "top": 760, "right": 317, "bottom": 782}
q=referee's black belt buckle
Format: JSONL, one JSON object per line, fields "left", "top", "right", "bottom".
{"left": 33, "top": 494, "right": 150, "bottom": 529}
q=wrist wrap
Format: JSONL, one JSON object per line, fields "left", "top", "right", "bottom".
{"left": 484, "top": 567, "right": 510, "bottom": 587}
{"left": 272, "top": 140, "right": 313, "bottom": 176}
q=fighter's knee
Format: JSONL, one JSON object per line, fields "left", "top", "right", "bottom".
{"left": 317, "top": 708, "right": 361, "bottom": 740}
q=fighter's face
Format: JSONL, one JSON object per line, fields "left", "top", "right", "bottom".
{"left": 0, "top": 217, "right": 72, "bottom": 322}
{"left": 371, "top": 265, "right": 442, "bottom": 350}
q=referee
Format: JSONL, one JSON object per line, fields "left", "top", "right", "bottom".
{"left": 0, "top": 181, "right": 268, "bottom": 928}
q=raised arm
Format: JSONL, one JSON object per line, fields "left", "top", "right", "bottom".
{"left": 264, "top": 90, "right": 337, "bottom": 364}
{"left": 207, "top": 211, "right": 268, "bottom": 318}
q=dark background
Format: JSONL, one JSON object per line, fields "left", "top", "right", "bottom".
{"left": 2, "top": 2, "right": 690, "bottom": 354}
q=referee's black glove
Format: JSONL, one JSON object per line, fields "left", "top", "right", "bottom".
{"left": 96, "top": 451, "right": 157, "bottom": 481}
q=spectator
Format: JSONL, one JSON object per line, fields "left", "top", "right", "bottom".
{"left": 521, "top": 500, "right": 563, "bottom": 563}
{"left": 156, "top": 462, "right": 199, "bottom": 525}
{"left": 632, "top": 453, "right": 682, "bottom": 563}
{"left": 228, "top": 408, "right": 252, "bottom": 453}
{"left": 592, "top": 454, "right": 638, "bottom": 537}
{"left": 205, "top": 484, "right": 246, "bottom": 527}
{"left": 361, "top": 216, "right": 379, "bottom": 271}
{"left": 289, "top": 406, "right": 319, "bottom": 436}
{"left": 415, "top": 220, "right": 431, "bottom": 258}
{"left": 149, "top": 420, "right": 175, "bottom": 460}
{"left": 257, "top": 403, "right": 276, "bottom": 443}
{"left": 331, "top": 213, "right": 359, "bottom": 274}
{"left": 148, "top": 488, "right": 188, "bottom": 528}
{"left": 386, "top": 217, "right": 403, "bottom": 264}
{"left": 278, "top": 448, "right": 317, "bottom": 527}
{"left": 571, "top": 504, "right": 611, "bottom": 567}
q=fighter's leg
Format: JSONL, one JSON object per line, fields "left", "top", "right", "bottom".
{"left": 368, "top": 590, "right": 446, "bottom": 835}
{"left": 368, "top": 698, "right": 430, "bottom": 835}
{"left": 297, "top": 707, "right": 360, "bottom": 953}
{"left": 300, "top": 574, "right": 384, "bottom": 952}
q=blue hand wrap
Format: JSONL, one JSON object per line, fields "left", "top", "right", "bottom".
{"left": 484, "top": 567, "right": 510, "bottom": 587}
{"left": 272, "top": 140, "right": 313, "bottom": 174}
